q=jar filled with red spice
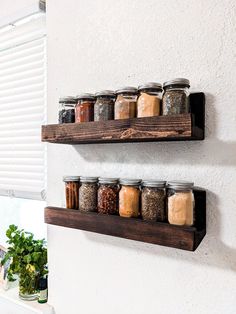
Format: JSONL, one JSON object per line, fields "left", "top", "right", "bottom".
{"left": 75, "top": 93, "right": 95, "bottom": 123}
{"left": 98, "top": 178, "right": 119, "bottom": 215}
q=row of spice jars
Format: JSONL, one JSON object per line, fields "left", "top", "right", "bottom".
{"left": 58, "top": 78, "right": 190, "bottom": 124}
{"left": 63, "top": 176, "right": 195, "bottom": 227}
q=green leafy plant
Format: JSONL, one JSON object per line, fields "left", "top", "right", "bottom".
{"left": 1, "top": 225, "right": 48, "bottom": 295}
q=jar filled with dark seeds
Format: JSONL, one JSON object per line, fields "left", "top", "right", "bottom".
{"left": 162, "top": 78, "right": 190, "bottom": 115}
{"left": 79, "top": 177, "right": 98, "bottom": 212}
{"left": 63, "top": 176, "right": 80, "bottom": 209}
{"left": 141, "top": 180, "right": 166, "bottom": 221}
{"left": 58, "top": 96, "right": 76, "bottom": 123}
{"left": 94, "top": 90, "right": 115, "bottom": 121}
{"left": 98, "top": 178, "right": 119, "bottom": 214}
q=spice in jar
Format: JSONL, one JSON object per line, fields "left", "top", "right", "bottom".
{"left": 79, "top": 177, "right": 98, "bottom": 212}
{"left": 94, "top": 90, "right": 115, "bottom": 121}
{"left": 63, "top": 176, "right": 80, "bottom": 209}
{"left": 114, "top": 87, "right": 138, "bottom": 119}
{"left": 75, "top": 93, "right": 95, "bottom": 123}
{"left": 98, "top": 178, "right": 119, "bottom": 214}
{"left": 167, "top": 181, "right": 194, "bottom": 226}
{"left": 162, "top": 78, "right": 190, "bottom": 115}
{"left": 137, "top": 83, "right": 162, "bottom": 118}
{"left": 58, "top": 97, "right": 76, "bottom": 123}
{"left": 119, "top": 179, "right": 141, "bottom": 218}
{"left": 141, "top": 180, "right": 166, "bottom": 221}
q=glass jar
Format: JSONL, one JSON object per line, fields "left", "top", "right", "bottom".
{"left": 79, "top": 177, "right": 98, "bottom": 212}
{"left": 119, "top": 179, "right": 141, "bottom": 218}
{"left": 167, "top": 181, "right": 195, "bottom": 226}
{"left": 114, "top": 87, "right": 138, "bottom": 119}
{"left": 75, "top": 93, "right": 95, "bottom": 123}
{"left": 58, "top": 96, "right": 76, "bottom": 123}
{"left": 137, "top": 83, "right": 162, "bottom": 118}
{"left": 141, "top": 180, "right": 166, "bottom": 221}
{"left": 162, "top": 78, "right": 190, "bottom": 115}
{"left": 94, "top": 90, "right": 115, "bottom": 121}
{"left": 63, "top": 176, "right": 80, "bottom": 209}
{"left": 97, "top": 178, "right": 119, "bottom": 214}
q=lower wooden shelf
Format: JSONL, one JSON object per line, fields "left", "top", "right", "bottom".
{"left": 45, "top": 189, "right": 206, "bottom": 251}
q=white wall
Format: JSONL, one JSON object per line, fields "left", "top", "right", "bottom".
{"left": 46, "top": 1, "right": 236, "bottom": 313}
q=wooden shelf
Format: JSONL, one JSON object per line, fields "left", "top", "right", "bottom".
{"left": 42, "top": 93, "right": 205, "bottom": 144}
{"left": 45, "top": 189, "right": 206, "bottom": 251}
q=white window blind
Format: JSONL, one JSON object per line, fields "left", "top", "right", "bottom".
{"left": 0, "top": 12, "right": 46, "bottom": 200}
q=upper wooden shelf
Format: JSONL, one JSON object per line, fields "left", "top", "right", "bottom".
{"left": 42, "top": 93, "right": 205, "bottom": 144}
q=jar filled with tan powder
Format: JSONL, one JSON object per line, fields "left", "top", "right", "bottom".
{"left": 167, "top": 181, "right": 195, "bottom": 226}
{"left": 137, "top": 83, "right": 162, "bottom": 118}
{"left": 114, "top": 87, "right": 138, "bottom": 119}
{"left": 63, "top": 176, "right": 80, "bottom": 209}
{"left": 119, "top": 179, "right": 141, "bottom": 218}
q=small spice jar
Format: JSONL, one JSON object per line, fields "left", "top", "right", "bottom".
{"left": 63, "top": 176, "right": 80, "bottom": 209}
{"left": 114, "top": 87, "right": 138, "bottom": 119}
{"left": 141, "top": 180, "right": 166, "bottom": 221}
{"left": 75, "top": 93, "right": 95, "bottom": 123}
{"left": 167, "top": 181, "right": 195, "bottom": 226}
{"left": 79, "top": 177, "right": 98, "bottom": 212}
{"left": 58, "top": 96, "right": 76, "bottom": 123}
{"left": 97, "top": 178, "right": 119, "bottom": 215}
{"left": 94, "top": 90, "right": 115, "bottom": 121}
{"left": 162, "top": 78, "right": 190, "bottom": 115}
{"left": 119, "top": 179, "right": 141, "bottom": 218}
{"left": 137, "top": 83, "right": 162, "bottom": 118}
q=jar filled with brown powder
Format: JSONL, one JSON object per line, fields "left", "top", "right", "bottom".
{"left": 167, "top": 181, "right": 195, "bottom": 226}
{"left": 79, "top": 177, "right": 98, "bottom": 212}
{"left": 98, "top": 178, "right": 119, "bottom": 214}
{"left": 114, "top": 87, "right": 138, "bottom": 119}
{"left": 137, "top": 83, "right": 162, "bottom": 118}
{"left": 75, "top": 93, "right": 95, "bottom": 122}
{"left": 119, "top": 179, "right": 141, "bottom": 218}
{"left": 63, "top": 176, "right": 80, "bottom": 209}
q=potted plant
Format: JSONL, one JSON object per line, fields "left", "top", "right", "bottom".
{"left": 1, "top": 225, "right": 48, "bottom": 301}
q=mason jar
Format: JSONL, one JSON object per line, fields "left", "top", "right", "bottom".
{"left": 162, "top": 78, "right": 190, "bottom": 115}
{"left": 63, "top": 176, "right": 80, "bottom": 209}
{"left": 97, "top": 178, "right": 119, "bottom": 215}
{"left": 58, "top": 96, "right": 76, "bottom": 123}
{"left": 75, "top": 93, "right": 95, "bottom": 123}
{"left": 141, "top": 180, "right": 166, "bottom": 221}
{"left": 119, "top": 179, "right": 141, "bottom": 218}
{"left": 167, "top": 181, "right": 195, "bottom": 226}
{"left": 79, "top": 177, "right": 98, "bottom": 212}
{"left": 137, "top": 83, "right": 162, "bottom": 118}
{"left": 114, "top": 87, "right": 138, "bottom": 119}
{"left": 94, "top": 90, "right": 115, "bottom": 121}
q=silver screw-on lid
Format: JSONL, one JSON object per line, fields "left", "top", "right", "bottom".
{"left": 80, "top": 176, "right": 98, "bottom": 183}
{"left": 99, "top": 177, "right": 119, "bottom": 184}
{"left": 59, "top": 96, "right": 77, "bottom": 103}
{"left": 95, "top": 90, "right": 116, "bottom": 97}
{"left": 76, "top": 93, "right": 95, "bottom": 100}
{"left": 116, "top": 87, "right": 138, "bottom": 94}
{"left": 63, "top": 176, "right": 80, "bottom": 182}
{"left": 142, "top": 180, "right": 166, "bottom": 188}
{"left": 119, "top": 178, "right": 141, "bottom": 186}
{"left": 163, "top": 78, "right": 190, "bottom": 88}
{"left": 138, "top": 82, "right": 162, "bottom": 92}
{"left": 167, "top": 180, "right": 194, "bottom": 190}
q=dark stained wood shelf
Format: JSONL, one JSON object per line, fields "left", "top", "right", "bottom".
{"left": 42, "top": 93, "right": 205, "bottom": 144}
{"left": 45, "top": 189, "right": 206, "bottom": 251}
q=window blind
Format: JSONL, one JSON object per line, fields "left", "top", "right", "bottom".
{"left": 0, "top": 13, "right": 46, "bottom": 200}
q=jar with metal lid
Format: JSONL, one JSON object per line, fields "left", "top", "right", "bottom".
{"left": 137, "top": 83, "right": 162, "bottom": 118}
{"left": 114, "top": 87, "right": 138, "bottom": 119}
{"left": 167, "top": 181, "right": 195, "bottom": 226}
{"left": 162, "top": 78, "right": 190, "bottom": 115}
{"left": 58, "top": 96, "right": 76, "bottom": 123}
{"left": 98, "top": 178, "right": 119, "bottom": 214}
{"left": 63, "top": 176, "right": 80, "bottom": 209}
{"left": 94, "top": 90, "right": 115, "bottom": 121}
{"left": 119, "top": 179, "right": 141, "bottom": 218}
{"left": 79, "top": 177, "right": 98, "bottom": 212}
{"left": 141, "top": 180, "right": 166, "bottom": 221}
{"left": 75, "top": 93, "right": 95, "bottom": 123}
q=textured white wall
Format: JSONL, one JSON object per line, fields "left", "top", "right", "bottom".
{"left": 46, "top": 1, "right": 236, "bottom": 313}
